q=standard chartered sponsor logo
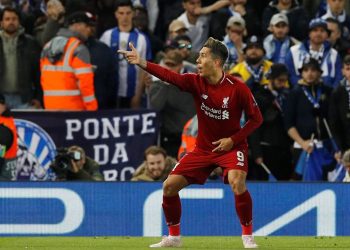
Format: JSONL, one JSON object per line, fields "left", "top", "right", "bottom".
{"left": 222, "top": 110, "right": 229, "bottom": 120}
{"left": 200, "top": 102, "right": 229, "bottom": 120}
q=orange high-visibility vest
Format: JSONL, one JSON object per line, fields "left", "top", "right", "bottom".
{"left": 0, "top": 116, "right": 18, "bottom": 159}
{"left": 41, "top": 37, "right": 98, "bottom": 111}
{"left": 178, "top": 116, "right": 197, "bottom": 160}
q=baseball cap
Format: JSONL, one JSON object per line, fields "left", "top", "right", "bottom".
{"left": 226, "top": 15, "right": 246, "bottom": 29}
{"left": 298, "top": 57, "right": 323, "bottom": 74}
{"left": 270, "top": 13, "right": 289, "bottom": 26}
{"left": 309, "top": 18, "right": 329, "bottom": 32}
{"left": 244, "top": 35, "right": 265, "bottom": 53}
{"left": 66, "top": 11, "right": 96, "bottom": 26}
{"left": 168, "top": 20, "right": 188, "bottom": 32}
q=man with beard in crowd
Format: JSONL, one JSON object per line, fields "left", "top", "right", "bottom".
{"left": 230, "top": 36, "right": 273, "bottom": 93}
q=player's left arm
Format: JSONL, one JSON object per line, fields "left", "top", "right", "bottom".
{"left": 212, "top": 85, "right": 263, "bottom": 152}
{"left": 230, "top": 85, "right": 263, "bottom": 145}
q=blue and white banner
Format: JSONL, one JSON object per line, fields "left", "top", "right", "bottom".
{"left": 13, "top": 110, "right": 159, "bottom": 181}
{"left": 0, "top": 182, "right": 349, "bottom": 236}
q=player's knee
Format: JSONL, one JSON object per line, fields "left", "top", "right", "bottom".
{"left": 162, "top": 180, "right": 178, "bottom": 197}
{"left": 229, "top": 178, "right": 245, "bottom": 195}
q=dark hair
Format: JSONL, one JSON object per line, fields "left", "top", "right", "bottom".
{"left": 114, "top": 0, "right": 134, "bottom": 12}
{"left": 0, "top": 7, "right": 20, "bottom": 21}
{"left": 203, "top": 37, "right": 228, "bottom": 66}
{"left": 267, "top": 63, "right": 289, "bottom": 80}
{"left": 326, "top": 17, "right": 342, "bottom": 35}
{"left": 343, "top": 55, "right": 350, "bottom": 66}
{"left": 144, "top": 146, "right": 167, "bottom": 159}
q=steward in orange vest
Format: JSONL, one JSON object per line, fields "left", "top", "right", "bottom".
{"left": 0, "top": 94, "right": 18, "bottom": 180}
{"left": 178, "top": 115, "right": 198, "bottom": 160}
{"left": 40, "top": 12, "right": 98, "bottom": 111}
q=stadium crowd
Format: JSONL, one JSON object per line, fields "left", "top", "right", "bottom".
{"left": 0, "top": 0, "right": 350, "bottom": 181}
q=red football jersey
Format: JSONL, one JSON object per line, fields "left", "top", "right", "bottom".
{"left": 146, "top": 62, "right": 263, "bottom": 151}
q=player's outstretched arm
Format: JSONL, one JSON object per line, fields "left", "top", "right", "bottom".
{"left": 118, "top": 42, "right": 147, "bottom": 69}
{"left": 119, "top": 42, "right": 194, "bottom": 92}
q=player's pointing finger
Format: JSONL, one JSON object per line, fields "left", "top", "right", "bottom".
{"left": 129, "top": 42, "right": 136, "bottom": 51}
{"left": 117, "top": 49, "right": 127, "bottom": 55}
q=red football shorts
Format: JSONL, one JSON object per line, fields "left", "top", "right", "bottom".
{"left": 170, "top": 146, "right": 248, "bottom": 184}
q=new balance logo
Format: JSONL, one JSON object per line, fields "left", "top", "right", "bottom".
{"left": 236, "top": 162, "right": 244, "bottom": 167}
{"left": 201, "top": 94, "right": 208, "bottom": 100}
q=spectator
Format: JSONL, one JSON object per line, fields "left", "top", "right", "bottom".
{"left": 222, "top": 15, "right": 246, "bottom": 71}
{"left": 149, "top": 50, "right": 196, "bottom": 157}
{"left": 0, "top": 94, "right": 18, "bottom": 181}
{"left": 263, "top": 13, "right": 299, "bottom": 64}
{"left": 133, "top": 4, "right": 163, "bottom": 60}
{"left": 174, "top": 34, "right": 198, "bottom": 66}
{"left": 209, "top": 0, "right": 261, "bottom": 40}
{"left": 342, "top": 149, "right": 350, "bottom": 182}
{"left": 177, "top": 0, "right": 210, "bottom": 52}
{"left": 155, "top": 37, "right": 197, "bottom": 73}
{"left": 85, "top": 12, "right": 118, "bottom": 110}
{"left": 326, "top": 18, "right": 350, "bottom": 60}
{"left": 249, "top": 64, "right": 292, "bottom": 180}
{"left": 153, "top": 0, "right": 184, "bottom": 42}
{"left": 131, "top": 146, "right": 176, "bottom": 181}
{"left": 100, "top": 0, "right": 149, "bottom": 108}
{"left": 0, "top": 7, "right": 42, "bottom": 109}
{"left": 229, "top": 36, "right": 273, "bottom": 92}
{"left": 51, "top": 145, "right": 103, "bottom": 181}
{"left": 321, "top": 0, "right": 350, "bottom": 40}
{"left": 167, "top": 19, "right": 188, "bottom": 40}
{"left": 262, "top": 0, "right": 309, "bottom": 41}
{"left": 40, "top": 11, "right": 98, "bottom": 111}
{"left": 34, "top": 0, "right": 65, "bottom": 46}
{"left": 285, "top": 18, "right": 342, "bottom": 88}
{"left": 329, "top": 55, "right": 350, "bottom": 152}
{"left": 131, "top": 0, "right": 159, "bottom": 33}
{"left": 284, "top": 57, "right": 333, "bottom": 178}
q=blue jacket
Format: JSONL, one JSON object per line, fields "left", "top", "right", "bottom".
{"left": 285, "top": 40, "right": 342, "bottom": 88}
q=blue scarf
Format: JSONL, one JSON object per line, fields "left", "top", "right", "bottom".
{"left": 111, "top": 28, "right": 139, "bottom": 97}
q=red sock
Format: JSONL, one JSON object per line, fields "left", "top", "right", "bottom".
{"left": 162, "top": 195, "right": 181, "bottom": 236}
{"left": 234, "top": 190, "right": 253, "bottom": 235}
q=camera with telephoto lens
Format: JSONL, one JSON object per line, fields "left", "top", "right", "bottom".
{"left": 50, "top": 147, "right": 82, "bottom": 178}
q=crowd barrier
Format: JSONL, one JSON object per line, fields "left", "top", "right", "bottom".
{"left": 0, "top": 182, "right": 348, "bottom": 236}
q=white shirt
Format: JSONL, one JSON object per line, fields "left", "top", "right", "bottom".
{"left": 100, "top": 28, "right": 147, "bottom": 97}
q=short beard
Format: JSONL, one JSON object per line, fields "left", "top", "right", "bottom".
{"left": 3, "top": 27, "right": 18, "bottom": 36}
{"left": 246, "top": 56, "right": 263, "bottom": 65}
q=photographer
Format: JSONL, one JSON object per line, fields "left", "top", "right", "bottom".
{"left": 51, "top": 145, "right": 103, "bottom": 181}
{"left": 0, "top": 94, "right": 18, "bottom": 180}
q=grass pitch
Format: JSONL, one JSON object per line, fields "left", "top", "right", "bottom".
{"left": 0, "top": 236, "right": 349, "bottom": 250}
